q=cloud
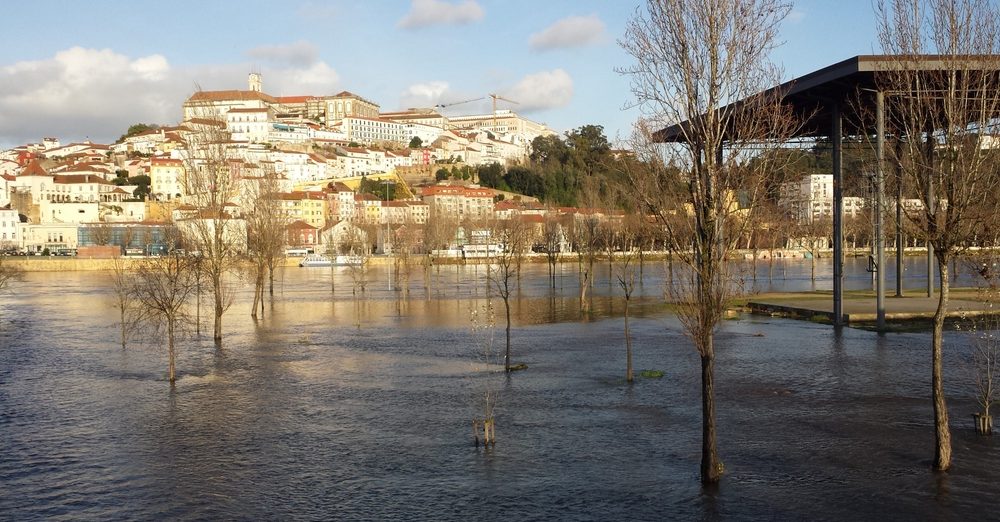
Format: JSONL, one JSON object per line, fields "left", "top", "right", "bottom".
{"left": 399, "top": 81, "right": 452, "bottom": 108}
{"left": 269, "top": 61, "right": 340, "bottom": 94}
{"left": 0, "top": 47, "right": 341, "bottom": 147}
{"left": 505, "top": 69, "right": 574, "bottom": 112}
{"left": 788, "top": 9, "right": 805, "bottom": 23}
{"left": 397, "top": 0, "right": 484, "bottom": 29}
{"left": 246, "top": 40, "right": 319, "bottom": 68}
{"left": 529, "top": 15, "right": 607, "bottom": 51}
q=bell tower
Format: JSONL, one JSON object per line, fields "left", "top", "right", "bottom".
{"left": 248, "top": 72, "right": 262, "bottom": 92}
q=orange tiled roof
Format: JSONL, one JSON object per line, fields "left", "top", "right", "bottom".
{"left": 186, "top": 90, "right": 277, "bottom": 104}
{"left": 19, "top": 160, "right": 50, "bottom": 177}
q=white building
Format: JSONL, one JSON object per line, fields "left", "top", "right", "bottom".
{"left": 227, "top": 107, "right": 274, "bottom": 142}
{"left": 0, "top": 207, "right": 20, "bottom": 249}
{"left": 342, "top": 117, "right": 406, "bottom": 146}
{"left": 779, "top": 173, "right": 833, "bottom": 223}
{"left": 19, "top": 223, "right": 80, "bottom": 252}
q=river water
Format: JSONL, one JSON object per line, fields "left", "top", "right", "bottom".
{"left": 1, "top": 257, "right": 997, "bottom": 520}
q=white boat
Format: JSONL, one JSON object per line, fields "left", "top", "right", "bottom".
{"left": 298, "top": 254, "right": 364, "bottom": 267}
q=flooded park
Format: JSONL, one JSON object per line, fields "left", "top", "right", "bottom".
{"left": 1, "top": 256, "right": 998, "bottom": 519}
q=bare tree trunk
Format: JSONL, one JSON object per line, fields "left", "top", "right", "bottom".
{"left": 213, "top": 275, "right": 223, "bottom": 346}
{"left": 625, "top": 298, "right": 633, "bottom": 383}
{"left": 168, "top": 319, "right": 176, "bottom": 384}
{"left": 504, "top": 297, "right": 512, "bottom": 373}
{"left": 932, "top": 256, "right": 952, "bottom": 471}
{"left": 700, "top": 341, "right": 721, "bottom": 483}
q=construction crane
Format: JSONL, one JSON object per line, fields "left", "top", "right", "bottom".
{"left": 488, "top": 93, "right": 519, "bottom": 127}
{"left": 434, "top": 96, "right": 484, "bottom": 110}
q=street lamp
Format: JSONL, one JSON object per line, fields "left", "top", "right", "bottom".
{"left": 383, "top": 178, "right": 392, "bottom": 292}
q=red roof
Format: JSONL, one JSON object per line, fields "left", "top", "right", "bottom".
{"left": 421, "top": 184, "right": 494, "bottom": 198}
{"left": 286, "top": 220, "right": 318, "bottom": 230}
{"left": 276, "top": 95, "right": 315, "bottom": 104}
{"left": 186, "top": 90, "right": 277, "bottom": 104}
{"left": 19, "top": 159, "right": 50, "bottom": 177}
{"left": 53, "top": 174, "right": 111, "bottom": 185}
{"left": 272, "top": 191, "right": 327, "bottom": 201}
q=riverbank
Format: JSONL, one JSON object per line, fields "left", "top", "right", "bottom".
{"left": 1, "top": 246, "right": 952, "bottom": 272}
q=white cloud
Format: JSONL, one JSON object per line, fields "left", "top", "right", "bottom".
{"left": 788, "top": 9, "right": 805, "bottom": 23}
{"left": 397, "top": 0, "right": 484, "bottom": 29}
{"left": 268, "top": 61, "right": 340, "bottom": 94}
{"left": 399, "top": 81, "right": 452, "bottom": 108}
{"left": 0, "top": 47, "right": 341, "bottom": 147}
{"left": 505, "top": 69, "right": 574, "bottom": 112}
{"left": 529, "top": 15, "right": 607, "bottom": 51}
{"left": 246, "top": 40, "right": 319, "bottom": 68}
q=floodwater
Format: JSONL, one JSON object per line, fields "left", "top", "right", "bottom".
{"left": 1, "top": 257, "right": 997, "bottom": 520}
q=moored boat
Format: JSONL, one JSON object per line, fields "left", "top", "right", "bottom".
{"left": 299, "top": 254, "right": 364, "bottom": 267}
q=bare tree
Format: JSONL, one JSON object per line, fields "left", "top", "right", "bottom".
{"left": 619, "top": 0, "right": 795, "bottom": 484}
{"left": 577, "top": 212, "right": 601, "bottom": 312}
{"left": 90, "top": 223, "right": 114, "bottom": 246}
{"left": 132, "top": 253, "right": 199, "bottom": 384}
{"left": 393, "top": 222, "right": 421, "bottom": 297}
{"left": 178, "top": 106, "right": 244, "bottom": 345}
{"left": 615, "top": 245, "right": 639, "bottom": 383}
{"left": 971, "top": 293, "right": 999, "bottom": 435}
{"left": 876, "top": 0, "right": 1000, "bottom": 470}
{"left": 542, "top": 210, "right": 563, "bottom": 288}
{"left": 488, "top": 217, "right": 528, "bottom": 373}
{"left": 0, "top": 254, "right": 21, "bottom": 319}
{"left": 243, "top": 171, "right": 288, "bottom": 319}
{"left": 469, "top": 302, "right": 501, "bottom": 446}
{"left": 792, "top": 217, "right": 831, "bottom": 283}
{"left": 345, "top": 224, "right": 372, "bottom": 295}
{"left": 109, "top": 256, "right": 143, "bottom": 350}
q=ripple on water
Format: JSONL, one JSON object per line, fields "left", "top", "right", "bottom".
{"left": 1, "top": 266, "right": 998, "bottom": 519}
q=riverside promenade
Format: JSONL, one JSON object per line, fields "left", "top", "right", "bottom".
{"left": 747, "top": 288, "right": 998, "bottom": 326}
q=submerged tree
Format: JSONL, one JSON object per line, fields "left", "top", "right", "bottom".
{"left": 615, "top": 245, "right": 639, "bottom": 383}
{"left": 178, "top": 108, "right": 243, "bottom": 346}
{"left": 619, "top": 0, "right": 796, "bottom": 484}
{"left": 488, "top": 217, "right": 528, "bottom": 372}
{"left": 243, "top": 171, "right": 288, "bottom": 319}
{"left": 0, "top": 254, "right": 21, "bottom": 319}
{"left": 469, "top": 302, "right": 502, "bottom": 446}
{"left": 132, "top": 253, "right": 199, "bottom": 384}
{"left": 877, "top": 0, "right": 1000, "bottom": 470}
{"left": 109, "top": 256, "right": 143, "bottom": 350}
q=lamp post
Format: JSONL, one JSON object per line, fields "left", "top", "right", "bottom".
{"left": 383, "top": 178, "right": 392, "bottom": 292}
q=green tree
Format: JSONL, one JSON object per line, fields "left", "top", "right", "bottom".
{"left": 128, "top": 175, "right": 151, "bottom": 201}
{"left": 116, "top": 123, "right": 160, "bottom": 143}
{"left": 409, "top": 136, "right": 423, "bottom": 148}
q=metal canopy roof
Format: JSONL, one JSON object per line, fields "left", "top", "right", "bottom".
{"left": 654, "top": 54, "right": 1000, "bottom": 142}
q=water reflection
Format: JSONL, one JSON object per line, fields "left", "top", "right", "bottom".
{"left": 0, "top": 259, "right": 996, "bottom": 519}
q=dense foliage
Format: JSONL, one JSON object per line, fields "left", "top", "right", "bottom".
{"left": 475, "top": 124, "right": 622, "bottom": 207}
{"left": 116, "top": 123, "right": 161, "bottom": 144}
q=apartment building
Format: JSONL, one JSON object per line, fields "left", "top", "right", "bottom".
{"left": 420, "top": 184, "right": 495, "bottom": 222}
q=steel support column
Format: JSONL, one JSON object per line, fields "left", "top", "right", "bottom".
{"left": 925, "top": 131, "right": 935, "bottom": 298}
{"left": 895, "top": 140, "right": 904, "bottom": 297}
{"left": 875, "top": 91, "right": 886, "bottom": 329}
{"left": 832, "top": 102, "right": 844, "bottom": 326}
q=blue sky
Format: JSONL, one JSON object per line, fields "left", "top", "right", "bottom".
{"left": 0, "top": 0, "right": 879, "bottom": 149}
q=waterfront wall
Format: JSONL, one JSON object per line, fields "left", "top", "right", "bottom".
{"left": 2, "top": 247, "right": 945, "bottom": 272}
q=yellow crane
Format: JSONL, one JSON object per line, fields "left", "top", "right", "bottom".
{"left": 488, "top": 93, "right": 519, "bottom": 127}
{"left": 434, "top": 96, "right": 484, "bottom": 110}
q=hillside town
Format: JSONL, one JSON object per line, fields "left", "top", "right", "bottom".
{"left": 0, "top": 73, "right": 937, "bottom": 260}
{"left": 0, "top": 73, "right": 559, "bottom": 256}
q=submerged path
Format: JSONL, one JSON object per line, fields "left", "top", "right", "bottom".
{"left": 747, "top": 288, "right": 998, "bottom": 327}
